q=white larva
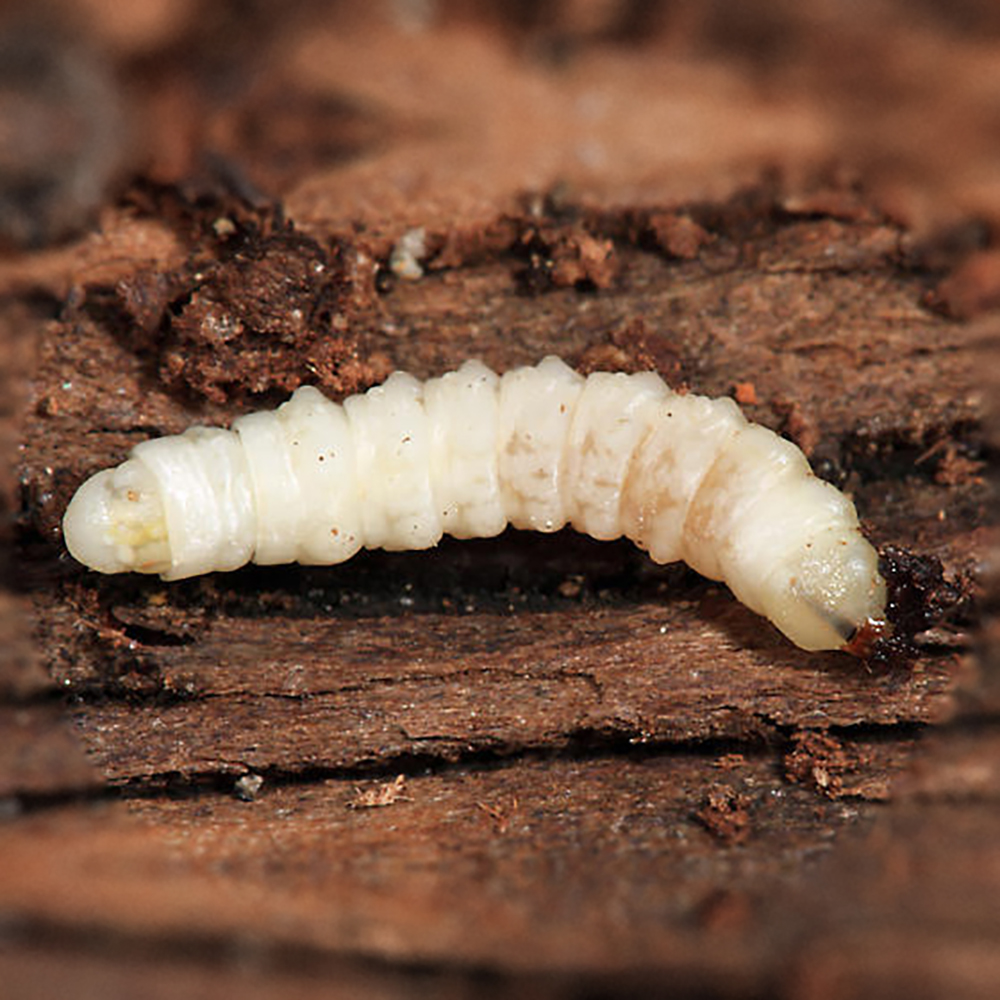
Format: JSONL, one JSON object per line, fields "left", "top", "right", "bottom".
{"left": 62, "top": 357, "right": 888, "bottom": 653}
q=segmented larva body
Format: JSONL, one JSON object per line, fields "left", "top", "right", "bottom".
{"left": 63, "top": 357, "right": 887, "bottom": 652}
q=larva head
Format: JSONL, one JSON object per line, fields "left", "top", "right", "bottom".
{"left": 763, "top": 527, "right": 889, "bottom": 653}
{"left": 712, "top": 471, "right": 889, "bottom": 654}
{"left": 62, "top": 459, "right": 172, "bottom": 575}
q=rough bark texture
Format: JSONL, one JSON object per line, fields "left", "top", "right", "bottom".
{"left": 1, "top": 2, "right": 996, "bottom": 998}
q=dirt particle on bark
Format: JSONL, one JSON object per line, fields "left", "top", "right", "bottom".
{"left": 90, "top": 189, "right": 390, "bottom": 403}
{"left": 348, "top": 774, "right": 409, "bottom": 810}
{"left": 771, "top": 395, "right": 820, "bottom": 456}
{"left": 648, "top": 212, "right": 712, "bottom": 259}
{"left": 514, "top": 222, "right": 618, "bottom": 293}
{"left": 882, "top": 544, "right": 970, "bottom": 642}
{"left": 915, "top": 439, "right": 987, "bottom": 487}
{"left": 575, "top": 318, "right": 687, "bottom": 384}
{"left": 695, "top": 785, "right": 753, "bottom": 844}
{"left": 786, "top": 732, "right": 863, "bottom": 799}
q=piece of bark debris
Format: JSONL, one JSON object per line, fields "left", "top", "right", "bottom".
{"left": 476, "top": 795, "right": 520, "bottom": 835}
{"left": 514, "top": 223, "right": 618, "bottom": 293}
{"left": 389, "top": 227, "right": 428, "bottom": 280}
{"left": 575, "top": 317, "right": 686, "bottom": 383}
{"left": 914, "top": 440, "right": 986, "bottom": 487}
{"left": 733, "top": 382, "right": 759, "bottom": 405}
{"left": 549, "top": 230, "right": 617, "bottom": 288}
{"left": 233, "top": 773, "right": 265, "bottom": 801}
{"left": 91, "top": 188, "right": 389, "bottom": 403}
{"left": 557, "top": 574, "right": 585, "bottom": 598}
{"left": 878, "top": 545, "right": 969, "bottom": 653}
{"left": 695, "top": 785, "right": 752, "bottom": 844}
{"left": 348, "top": 774, "right": 409, "bottom": 809}
{"left": 785, "top": 732, "right": 851, "bottom": 797}
{"left": 771, "top": 395, "right": 819, "bottom": 456}
{"left": 647, "top": 212, "right": 712, "bottom": 259}
{"left": 160, "top": 227, "right": 359, "bottom": 402}
{"left": 713, "top": 753, "right": 748, "bottom": 771}
{"left": 784, "top": 732, "right": 891, "bottom": 801}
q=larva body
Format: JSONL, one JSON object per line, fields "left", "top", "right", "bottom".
{"left": 63, "top": 357, "right": 887, "bottom": 652}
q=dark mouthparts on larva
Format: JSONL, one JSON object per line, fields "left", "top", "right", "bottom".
{"left": 799, "top": 600, "right": 885, "bottom": 656}
{"left": 844, "top": 545, "right": 966, "bottom": 665}
{"left": 841, "top": 616, "right": 894, "bottom": 660}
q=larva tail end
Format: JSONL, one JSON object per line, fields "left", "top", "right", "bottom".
{"left": 63, "top": 460, "right": 172, "bottom": 575}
